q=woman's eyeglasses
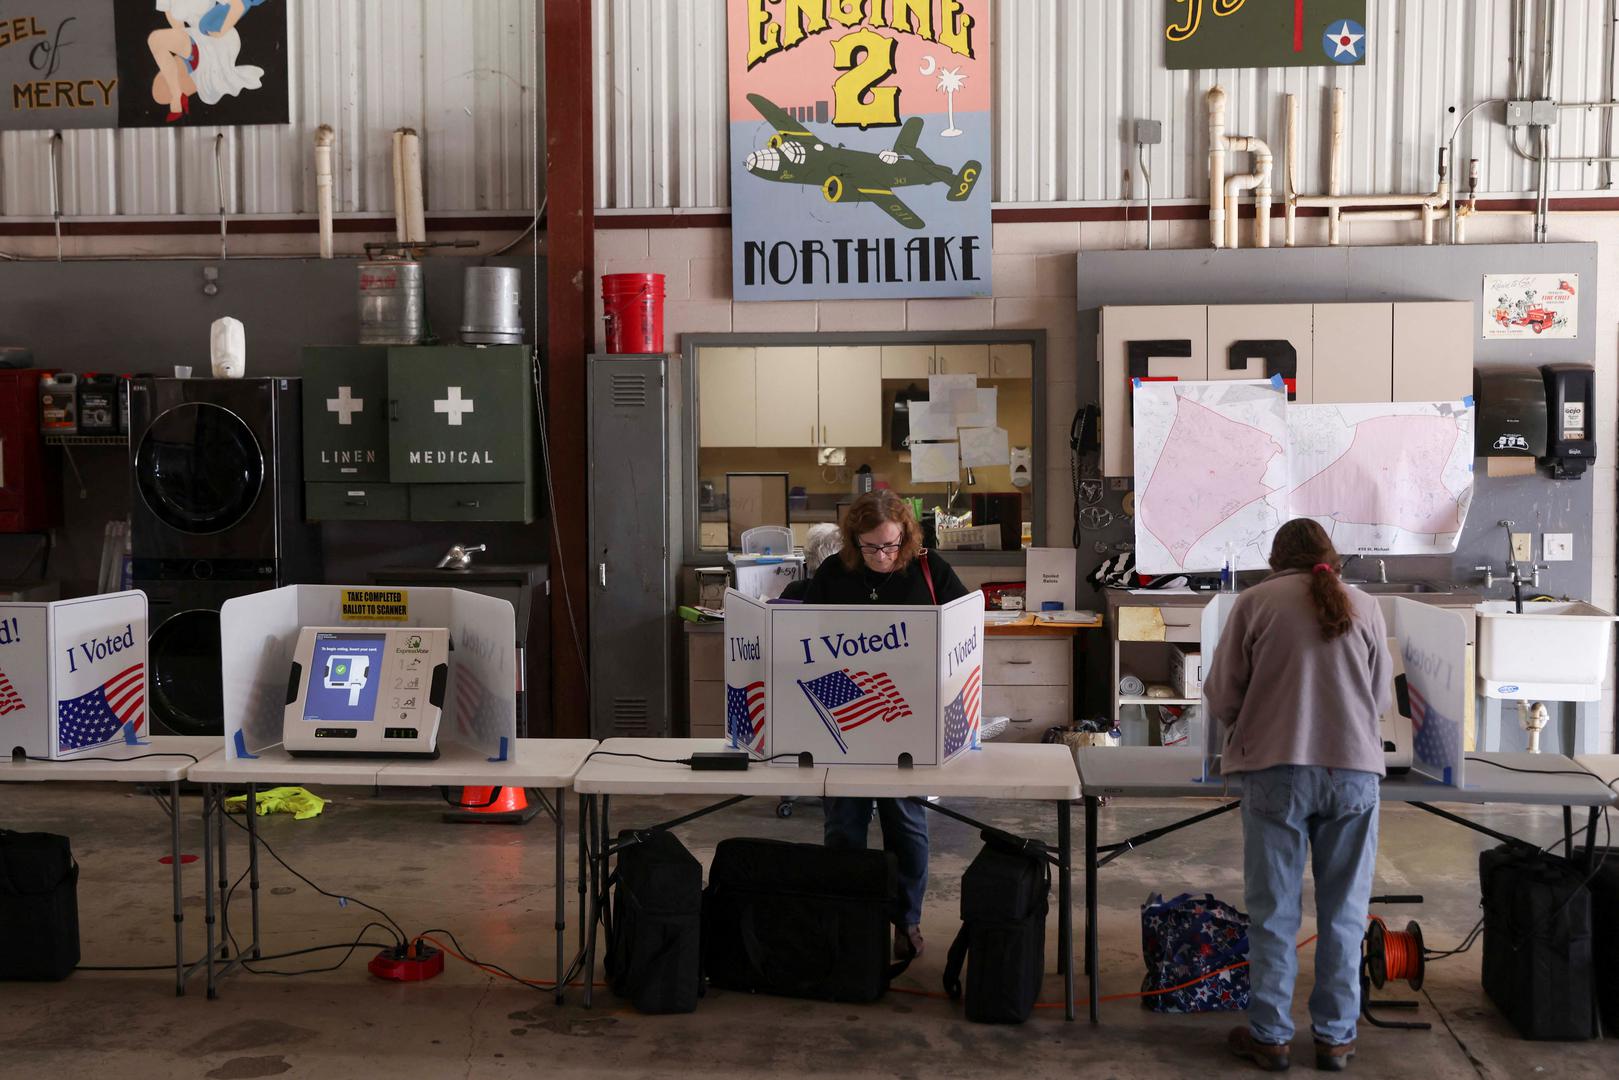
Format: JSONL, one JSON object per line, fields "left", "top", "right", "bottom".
{"left": 859, "top": 541, "right": 902, "bottom": 556}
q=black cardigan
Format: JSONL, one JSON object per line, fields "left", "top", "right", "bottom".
{"left": 801, "top": 549, "right": 969, "bottom": 606}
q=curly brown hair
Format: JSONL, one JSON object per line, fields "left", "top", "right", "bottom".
{"left": 838, "top": 490, "right": 924, "bottom": 571}
{"left": 1268, "top": 518, "right": 1352, "bottom": 641}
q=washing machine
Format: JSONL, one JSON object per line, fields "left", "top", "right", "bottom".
{"left": 129, "top": 377, "right": 320, "bottom": 736}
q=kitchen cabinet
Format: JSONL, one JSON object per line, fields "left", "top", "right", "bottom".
{"left": 1206, "top": 304, "right": 1315, "bottom": 403}
{"left": 1099, "top": 305, "right": 1209, "bottom": 476}
{"left": 1313, "top": 303, "right": 1393, "bottom": 403}
{"left": 1393, "top": 301, "right": 1474, "bottom": 401}
{"left": 989, "top": 343, "right": 1034, "bottom": 379}
{"left": 817, "top": 346, "right": 883, "bottom": 447}
{"left": 936, "top": 343, "right": 991, "bottom": 376}
{"left": 754, "top": 346, "right": 820, "bottom": 447}
{"left": 881, "top": 344, "right": 936, "bottom": 378}
{"left": 698, "top": 346, "right": 757, "bottom": 447}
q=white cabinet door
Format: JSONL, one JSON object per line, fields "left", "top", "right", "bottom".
{"left": 1207, "top": 304, "right": 1315, "bottom": 403}
{"left": 818, "top": 346, "right": 883, "bottom": 447}
{"left": 989, "top": 343, "right": 1034, "bottom": 378}
{"left": 881, "top": 344, "right": 935, "bottom": 378}
{"left": 936, "top": 343, "right": 991, "bottom": 376}
{"left": 1393, "top": 301, "right": 1474, "bottom": 402}
{"left": 698, "top": 347, "right": 757, "bottom": 447}
{"left": 1099, "top": 305, "right": 1209, "bottom": 476}
{"left": 754, "top": 346, "right": 820, "bottom": 446}
{"left": 1314, "top": 303, "right": 1393, "bottom": 403}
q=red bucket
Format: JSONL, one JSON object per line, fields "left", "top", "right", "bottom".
{"left": 602, "top": 272, "right": 666, "bottom": 353}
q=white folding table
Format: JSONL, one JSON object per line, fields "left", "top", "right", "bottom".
{"left": 1, "top": 736, "right": 219, "bottom": 995}
{"left": 187, "top": 739, "right": 597, "bottom": 999}
{"left": 1073, "top": 747, "right": 1619, "bottom": 1023}
{"left": 573, "top": 739, "right": 1084, "bottom": 1018}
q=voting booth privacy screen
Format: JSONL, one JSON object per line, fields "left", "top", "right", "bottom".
{"left": 1198, "top": 594, "right": 1467, "bottom": 788}
{"left": 220, "top": 586, "right": 515, "bottom": 761}
{"left": 723, "top": 588, "right": 985, "bottom": 766}
{"left": 0, "top": 592, "right": 148, "bottom": 760}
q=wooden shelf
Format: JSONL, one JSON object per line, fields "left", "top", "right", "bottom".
{"left": 45, "top": 434, "right": 126, "bottom": 447}
{"left": 1119, "top": 695, "right": 1200, "bottom": 707}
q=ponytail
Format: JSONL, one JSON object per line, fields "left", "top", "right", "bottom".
{"left": 1270, "top": 519, "right": 1353, "bottom": 641}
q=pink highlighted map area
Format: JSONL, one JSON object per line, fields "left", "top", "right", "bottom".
{"left": 1140, "top": 398, "right": 1284, "bottom": 565}
{"left": 1291, "top": 415, "right": 1464, "bottom": 534}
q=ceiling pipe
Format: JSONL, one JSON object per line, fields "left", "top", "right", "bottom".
{"left": 1207, "top": 86, "right": 1272, "bottom": 249}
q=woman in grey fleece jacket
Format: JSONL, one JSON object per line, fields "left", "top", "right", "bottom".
{"left": 1203, "top": 519, "right": 1393, "bottom": 1074}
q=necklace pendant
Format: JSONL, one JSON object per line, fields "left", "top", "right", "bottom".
{"left": 869, "top": 588, "right": 879, "bottom": 600}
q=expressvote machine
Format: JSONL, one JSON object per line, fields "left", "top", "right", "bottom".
{"left": 283, "top": 627, "right": 449, "bottom": 758}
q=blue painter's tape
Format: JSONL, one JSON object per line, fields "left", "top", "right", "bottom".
{"left": 1468, "top": 462, "right": 1475, "bottom": 472}
{"left": 1462, "top": 394, "right": 1475, "bottom": 407}
{"left": 1131, "top": 377, "right": 1142, "bottom": 389}
{"left": 120, "top": 720, "right": 150, "bottom": 746}
{"left": 487, "top": 735, "right": 510, "bottom": 763}
{"left": 1270, "top": 373, "right": 1285, "bottom": 390}
{"left": 233, "top": 730, "right": 259, "bottom": 760}
{"left": 1442, "top": 766, "right": 1453, "bottom": 786}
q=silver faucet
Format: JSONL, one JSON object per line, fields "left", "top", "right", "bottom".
{"left": 1375, "top": 558, "right": 1388, "bottom": 584}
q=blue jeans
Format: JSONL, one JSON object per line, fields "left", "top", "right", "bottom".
{"left": 1240, "top": 765, "right": 1379, "bottom": 1046}
{"left": 823, "top": 796, "right": 929, "bottom": 927}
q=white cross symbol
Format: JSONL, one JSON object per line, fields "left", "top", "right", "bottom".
{"left": 434, "top": 386, "right": 475, "bottom": 426}
{"left": 327, "top": 386, "right": 364, "bottom": 426}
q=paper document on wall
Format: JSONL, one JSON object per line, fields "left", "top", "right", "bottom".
{"left": 911, "top": 441, "right": 961, "bottom": 483}
{"left": 951, "top": 388, "right": 997, "bottom": 429}
{"left": 959, "top": 426, "right": 1009, "bottom": 467}
{"left": 1134, "top": 380, "right": 1290, "bottom": 574}
{"left": 1289, "top": 400, "right": 1475, "bottom": 555}
{"left": 928, "top": 373, "right": 977, "bottom": 405}
{"left": 908, "top": 399, "right": 958, "bottom": 441}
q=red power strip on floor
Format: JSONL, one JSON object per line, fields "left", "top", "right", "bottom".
{"left": 368, "top": 943, "right": 445, "bottom": 982}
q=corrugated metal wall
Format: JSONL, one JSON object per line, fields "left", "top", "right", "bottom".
{"left": 0, "top": 0, "right": 541, "bottom": 219}
{"left": 594, "top": 0, "right": 1619, "bottom": 210}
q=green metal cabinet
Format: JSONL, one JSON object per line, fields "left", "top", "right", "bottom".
{"left": 300, "top": 345, "right": 535, "bottom": 523}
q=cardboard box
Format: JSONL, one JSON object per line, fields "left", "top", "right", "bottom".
{"left": 0, "top": 592, "right": 148, "bottom": 759}
{"left": 1169, "top": 646, "right": 1202, "bottom": 698}
{"left": 723, "top": 588, "right": 985, "bottom": 766}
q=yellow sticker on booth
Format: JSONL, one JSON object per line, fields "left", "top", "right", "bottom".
{"left": 339, "top": 588, "right": 410, "bottom": 621}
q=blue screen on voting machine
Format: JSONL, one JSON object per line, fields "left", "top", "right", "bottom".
{"left": 303, "top": 633, "right": 387, "bottom": 722}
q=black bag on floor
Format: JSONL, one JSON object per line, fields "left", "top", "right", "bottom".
{"left": 702, "top": 837, "right": 907, "bottom": 1003}
{"left": 1584, "top": 847, "right": 1619, "bottom": 1033}
{"left": 605, "top": 829, "right": 703, "bottom": 1014}
{"left": 1479, "top": 844, "right": 1595, "bottom": 1040}
{"left": 0, "top": 830, "right": 79, "bottom": 981}
{"left": 943, "top": 833, "right": 1050, "bottom": 1023}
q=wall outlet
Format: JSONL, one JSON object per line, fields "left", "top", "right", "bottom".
{"left": 1510, "top": 532, "right": 1532, "bottom": 562}
{"left": 1543, "top": 533, "right": 1574, "bottom": 562}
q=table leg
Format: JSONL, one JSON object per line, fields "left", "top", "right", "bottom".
{"left": 554, "top": 787, "right": 565, "bottom": 1006}
{"left": 1085, "top": 794, "right": 1099, "bottom": 1024}
{"left": 247, "top": 784, "right": 262, "bottom": 959}
{"left": 1564, "top": 805, "right": 1574, "bottom": 860}
{"left": 216, "top": 790, "right": 231, "bottom": 960}
{"left": 1585, "top": 807, "right": 1601, "bottom": 870}
{"left": 583, "top": 794, "right": 599, "bottom": 1009}
{"left": 577, "top": 793, "right": 588, "bottom": 968}
{"left": 1059, "top": 798, "right": 1073, "bottom": 1022}
{"left": 170, "top": 779, "right": 184, "bottom": 997}
{"left": 202, "top": 787, "right": 218, "bottom": 999}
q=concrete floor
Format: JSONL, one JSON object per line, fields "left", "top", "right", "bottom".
{"left": 1, "top": 783, "right": 1614, "bottom": 1079}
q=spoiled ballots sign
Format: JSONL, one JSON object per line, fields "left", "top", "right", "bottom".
{"left": 340, "top": 589, "right": 409, "bottom": 622}
{"left": 726, "top": 0, "right": 992, "bottom": 301}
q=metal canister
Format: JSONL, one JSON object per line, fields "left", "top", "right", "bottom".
{"left": 358, "top": 260, "right": 426, "bottom": 345}
{"left": 460, "top": 266, "right": 524, "bottom": 344}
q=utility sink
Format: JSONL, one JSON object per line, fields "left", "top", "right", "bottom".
{"left": 1350, "top": 581, "right": 1447, "bottom": 594}
{"left": 1475, "top": 600, "right": 1618, "bottom": 701}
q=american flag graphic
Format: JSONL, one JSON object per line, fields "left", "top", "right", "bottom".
{"left": 797, "top": 669, "right": 912, "bottom": 754}
{"left": 1406, "top": 681, "right": 1459, "bottom": 773}
{"left": 57, "top": 662, "right": 144, "bottom": 752}
{"left": 726, "top": 681, "right": 766, "bottom": 754}
{"left": 0, "top": 666, "right": 25, "bottom": 715}
{"left": 454, "top": 667, "right": 491, "bottom": 736}
{"left": 943, "top": 665, "right": 982, "bottom": 757}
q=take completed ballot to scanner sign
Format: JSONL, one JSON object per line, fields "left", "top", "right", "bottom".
{"left": 1198, "top": 594, "right": 1468, "bottom": 788}
{"left": 0, "top": 591, "right": 148, "bottom": 760}
{"left": 724, "top": 588, "right": 985, "bottom": 766}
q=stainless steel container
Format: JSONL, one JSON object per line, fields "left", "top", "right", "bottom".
{"left": 358, "top": 260, "right": 426, "bottom": 345}
{"left": 460, "top": 266, "right": 524, "bottom": 344}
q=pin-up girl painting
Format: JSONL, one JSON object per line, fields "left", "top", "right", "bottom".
{"left": 148, "top": 0, "right": 270, "bottom": 122}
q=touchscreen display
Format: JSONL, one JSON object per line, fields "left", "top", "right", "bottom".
{"left": 303, "top": 633, "right": 386, "bottom": 722}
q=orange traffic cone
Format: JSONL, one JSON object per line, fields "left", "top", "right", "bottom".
{"left": 442, "top": 785, "right": 540, "bottom": 825}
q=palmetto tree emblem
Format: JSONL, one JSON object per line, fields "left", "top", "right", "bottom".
{"left": 936, "top": 67, "right": 967, "bottom": 138}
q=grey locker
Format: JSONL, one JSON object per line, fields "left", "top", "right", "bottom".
{"left": 588, "top": 354, "right": 682, "bottom": 740}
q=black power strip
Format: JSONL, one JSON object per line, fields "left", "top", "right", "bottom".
{"left": 688, "top": 751, "right": 751, "bottom": 771}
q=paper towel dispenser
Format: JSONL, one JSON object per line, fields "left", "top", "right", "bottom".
{"left": 1541, "top": 363, "right": 1596, "bottom": 478}
{"left": 1474, "top": 369, "right": 1547, "bottom": 458}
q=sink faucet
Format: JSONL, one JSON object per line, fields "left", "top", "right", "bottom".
{"left": 1496, "top": 520, "right": 1547, "bottom": 614}
{"left": 1375, "top": 558, "right": 1388, "bottom": 584}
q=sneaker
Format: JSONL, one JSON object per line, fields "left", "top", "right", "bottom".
{"left": 1227, "top": 1027, "right": 1291, "bottom": 1072}
{"left": 894, "top": 924, "right": 924, "bottom": 962}
{"left": 1314, "top": 1040, "right": 1355, "bottom": 1072}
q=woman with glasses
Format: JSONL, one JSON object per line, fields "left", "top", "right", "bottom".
{"left": 802, "top": 489, "right": 968, "bottom": 962}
